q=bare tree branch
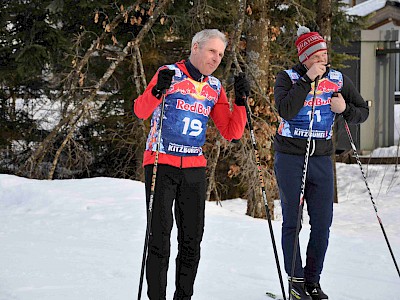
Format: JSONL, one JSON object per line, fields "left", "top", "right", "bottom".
{"left": 67, "top": 0, "right": 147, "bottom": 91}
{"left": 19, "top": 0, "right": 172, "bottom": 179}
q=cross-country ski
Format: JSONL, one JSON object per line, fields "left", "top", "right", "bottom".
{"left": 266, "top": 291, "right": 284, "bottom": 300}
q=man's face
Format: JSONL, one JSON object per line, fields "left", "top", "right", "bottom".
{"left": 190, "top": 37, "right": 225, "bottom": 75}
{"left": 304, "top": 50, "right": 328, "bottom": 69}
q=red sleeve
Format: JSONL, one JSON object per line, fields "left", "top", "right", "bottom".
{"left": 133, "top": 71, "right": 162, "bottom": 120}
{"left": 210, "top": 87, "right": 247, "bottom": 141}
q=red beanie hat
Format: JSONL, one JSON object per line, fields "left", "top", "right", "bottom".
{"left": 295, "top": 26, "right": 327, "bottom": 63}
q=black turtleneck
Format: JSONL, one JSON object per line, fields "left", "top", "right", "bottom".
{"left": 184, "top": 60, "right": 205, "bottom": 82}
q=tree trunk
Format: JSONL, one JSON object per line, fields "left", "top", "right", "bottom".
{"left": 246, "top": 0, "right": 270, "bottom": 94}
{"left": 317, "top": 0, "right": 332, "bottom": 48}
{"left": 245, "top": 0, "right": 276, "bottom": 219}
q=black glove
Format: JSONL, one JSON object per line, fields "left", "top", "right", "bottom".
{"left": 234, "top": 72, "right": 250, "bottom": 106}
{"left": 152, "top": 69, "right": 175, "bottom": 99}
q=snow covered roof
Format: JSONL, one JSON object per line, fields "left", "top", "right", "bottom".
{"left": 346, "top": 0, "right": 389, "bottom": 16}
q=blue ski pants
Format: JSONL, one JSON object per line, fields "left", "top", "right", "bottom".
{"left": 274, "top": 152, "right": 333, "bottom": 283}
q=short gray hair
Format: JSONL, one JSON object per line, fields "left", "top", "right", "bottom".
{"left": 191, "top": 29, "right": 227, "bottom": 49}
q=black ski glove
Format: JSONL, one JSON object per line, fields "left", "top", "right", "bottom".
{"left": 152, "top": 69, "right": 175, "bottom": 99}
{"left": 234, "top": 72, "right": 250, "bottom": 106}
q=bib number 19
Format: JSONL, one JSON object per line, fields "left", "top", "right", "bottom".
{"left": 182, "top": 117, "right": 203, "bottom": 136}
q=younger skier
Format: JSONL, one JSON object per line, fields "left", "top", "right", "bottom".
{"left": 273, "top": 26, "right": 369, "bottom": 300}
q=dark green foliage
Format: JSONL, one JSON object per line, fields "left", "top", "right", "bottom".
{"left": 0, "top": 0, "right": 61, "bottom": 172}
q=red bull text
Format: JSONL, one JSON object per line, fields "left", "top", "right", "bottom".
{"left": 176, "top": 99, "right": 211, "bottom": 116}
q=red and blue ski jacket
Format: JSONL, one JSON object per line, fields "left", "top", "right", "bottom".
{"left": 134, "top": 60, "right": 247, "bottom": 168}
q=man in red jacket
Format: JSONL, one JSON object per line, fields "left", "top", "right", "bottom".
{"left": 134, "top": 29, "right": 250, "bottom": 300}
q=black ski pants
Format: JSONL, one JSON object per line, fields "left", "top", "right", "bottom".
{"left": 144, "top": 164, "right": 206, "bottom": 300}
{"left": 274, "top": 152, "right": 333, "bottom": 284}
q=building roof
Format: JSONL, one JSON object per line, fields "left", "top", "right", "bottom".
{"left": 346, "top": 0, "right": 400, "bottom": 29}
{"left": 346, "top": 0, "right": 390, "bottom": 16}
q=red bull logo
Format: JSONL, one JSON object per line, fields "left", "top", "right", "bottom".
{"left": 176, "top": 99, "right": 211, "bottom": 116}
{"left": 169, "top": 79, "right": 197, "bottom": 96}
{"left": 305, "top": 78, "right": 341, "bottom": 106}
{"left": 198, "top": 83, "right": 218, "bottom": 102}
{"left": 317, "top": 78, "right": 340, "bottom": 94}
{"left": 168, "top": 78, "right": 218, "bottom": 102}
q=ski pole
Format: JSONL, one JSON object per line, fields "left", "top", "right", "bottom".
{"left": 289, "top": 76, "right": 319, "bottom": 299}
{"left": 342, "top": 117, "right": 400, "bottom": 278}
{"left": 243, "top": 95, "right": 287, "bottom": 300}
{"left": 137, "top": 92, "right": 167, "bottom": 300}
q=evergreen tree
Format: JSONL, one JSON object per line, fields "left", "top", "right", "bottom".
{"left": 0, "top": 0, "right": 368, "bottom": 212}
{"left": 0, "top": 0, "right": 67, "bottom": 173}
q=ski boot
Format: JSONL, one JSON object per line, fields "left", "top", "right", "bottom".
{"left": 288, "top": 277, "right": 312, "bottom": 300}
{"left": 305, "top": 282, "right": 328, "bottom": 300}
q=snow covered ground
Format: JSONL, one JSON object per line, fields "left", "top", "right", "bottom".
{"left": 0, "top": 153, "right": 399, "bottom": 299}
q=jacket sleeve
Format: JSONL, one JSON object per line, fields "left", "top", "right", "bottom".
{"left": 274, "top": 70, "right": 312, "bottom": 120}
{"left": 133, "top": 70, "right": 162, "bottom": 120}
{"left": 340, "top": 74, "right": 369, "bottom": 124}
{"left": 210, "top": 87, "right": 247, "bottom": 141}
